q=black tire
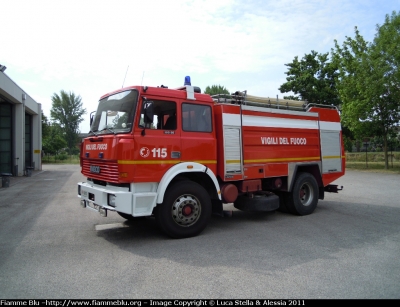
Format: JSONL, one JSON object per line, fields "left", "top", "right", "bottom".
{"left": 234, "top": 192, "right": 280, "bottom": 212}
{"left": 285, "top": 172, "right": 319, "bottom": 216}
{"left": 155, "top": 181, "right": 212, "bottom": 238}
{"left": 276, "top": 191, "right": 290, "bottom": 213}
{"left": 117, "top": 212, "right": 146, "bottom": 221}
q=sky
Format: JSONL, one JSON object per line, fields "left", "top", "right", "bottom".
{"left": 1, "top": 0, "right": 399, "bottom": 132}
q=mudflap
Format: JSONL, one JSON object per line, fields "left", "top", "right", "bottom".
{"left": 234, "top": 192, "right": 280, "bottom": 212}
{"left": 212, "top": 199, "right": 224, "bottom": 217}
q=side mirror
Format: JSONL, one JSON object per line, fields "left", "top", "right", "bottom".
{"left": 90, "top": 111, "right": 96, "bottom": 126}
{"left": 143, "top": 100, "right": 154, "bottom": 124}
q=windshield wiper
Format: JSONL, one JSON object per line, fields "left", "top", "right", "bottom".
{"left": 101, "top": 127, "right": 116, "bottom": 134}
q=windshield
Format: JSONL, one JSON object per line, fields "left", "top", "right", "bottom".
{"left": 90, "top": 90, "right": 138, "bottom": 134}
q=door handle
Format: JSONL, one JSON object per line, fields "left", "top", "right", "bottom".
{"left": 171, "top": 151, "right": 181, "bottom": 159}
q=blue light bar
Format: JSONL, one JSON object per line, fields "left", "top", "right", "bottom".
{"left": 184, "top": 76, "right": 191, "bottom": 86}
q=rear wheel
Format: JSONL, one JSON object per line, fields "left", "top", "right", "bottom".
{"left": 155, "top": 181, "right": 212, "bottom": 238}
{"left": 285, "top": 172, "right": 319, "bottom": 215}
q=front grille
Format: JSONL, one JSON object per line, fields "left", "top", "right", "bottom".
{"left": 82, "top": 160, "right": 119, "bottom": 183}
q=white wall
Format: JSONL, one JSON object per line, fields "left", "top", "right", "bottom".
{"left": 0, "top": 71, "right": 42, "bottom": 175}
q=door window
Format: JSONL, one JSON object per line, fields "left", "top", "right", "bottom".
{"left": 139, "top": 100, "right": 177, "bottom": 130}
{"left": 182, "top": 103, "right": 212, "bottom": 132}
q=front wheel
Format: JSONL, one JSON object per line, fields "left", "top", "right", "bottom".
{"left": 285, "top": 172, "right": 319, "bottom": 216}
{"left": 155, "top": 181, "right": 212, "bottom": 238}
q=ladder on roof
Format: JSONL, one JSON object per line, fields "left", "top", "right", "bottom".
{"left": 211, "top": 91, "right": 337, "bottom": 112}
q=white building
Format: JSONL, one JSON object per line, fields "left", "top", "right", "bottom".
{"left": 0, "top": 65, "right": 42, "bottom": 176}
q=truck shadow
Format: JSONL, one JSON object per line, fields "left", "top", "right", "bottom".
{"left": 95, "top": 200, "right": 400, "bottom": 272}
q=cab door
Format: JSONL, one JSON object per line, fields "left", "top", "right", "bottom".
{"left": 132, "top": 98, "right": 181, "bottom": 182}
{"left": 180, "top": 102, "right": 217, "bottom": 174}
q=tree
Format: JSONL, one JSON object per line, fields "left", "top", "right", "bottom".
{"left": 50, "top": 90, "right": 86, "bottom": 154}
{"left": 279, "top": 50, "right": 341, "bottom": 106}
{"left": 41, "top": 111, "right": 51, "bottom": 140}
{"left": 204, "top": 85, "right": 230, "bottom": 96}
{"left": 333, "top": 11, "right": 400, "bottom": 169}
{"left": 42, "top": 123, "right": 67, "bottom": 155}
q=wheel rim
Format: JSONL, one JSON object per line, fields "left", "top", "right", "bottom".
{"left": 299, "top": 182, "right": 314, "bottom": 206}
{"left": 171, "top": 194, "right": 202, "bottom": 227}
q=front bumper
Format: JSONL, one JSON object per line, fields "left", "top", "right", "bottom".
{"left": 77, "top": 181, "right": 158, "bottom": 217}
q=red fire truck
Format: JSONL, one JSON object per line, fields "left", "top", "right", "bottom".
{"left": 78, "top": 77, "right": 344, "bottom": 238}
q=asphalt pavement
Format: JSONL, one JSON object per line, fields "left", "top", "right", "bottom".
{"left": 1, "top": 164, "right": 400, "bottom": 299}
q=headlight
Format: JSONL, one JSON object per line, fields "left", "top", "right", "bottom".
{"left": 108, "top": 194, "right": 116, "bottom": 207}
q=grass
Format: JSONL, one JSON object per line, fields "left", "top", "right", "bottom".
{"left": 42, "top": 155, "right": 80, "bottom": 164}
{"left": 346, "top": 151, "right": 400, "bottom": 162}
{"left": 345, "top": 152, "right": 400, "bottom": 174}
{"left": 345, "top": 161, "right": 400, "bottom": 173}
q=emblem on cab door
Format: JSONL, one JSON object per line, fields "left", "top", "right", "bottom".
{"left": 140, "top": 147, "right": 150, "bottom": 158}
